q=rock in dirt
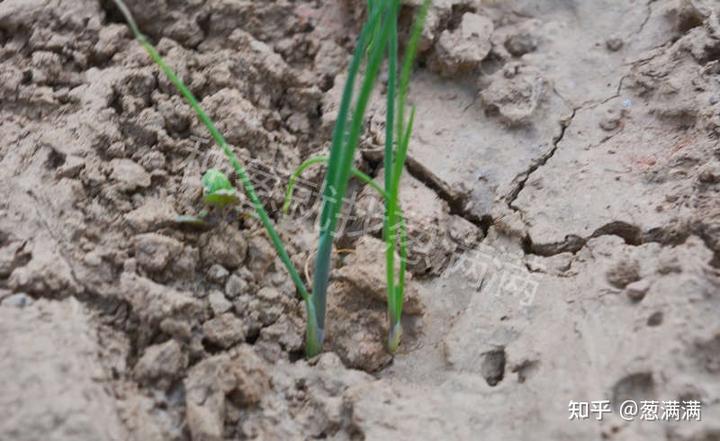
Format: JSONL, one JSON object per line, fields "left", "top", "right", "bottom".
{"left": 323, "top": 236, "right": 426, "bottom": 371}
{"left": 430, "top": 13, "right": 494, "bottom": 76}
{"left": 246, "top": 235, "right": 277, "bottom": 275}
{"left": 206, "top": 263, "right": 230, "bottom": 284}
{"left": 326, "top": 279, "right": 392, "bottom": 372}
{"left": 232, "top": 284, "right": 298, "bottom": 339}
{"left": 208, "top": 290, "right": 233, "bottom": 315}
{"left": 605, "top": 258, "right": 641, "bottom": 289}
{"left": 605, "top": 36, "right": 624, "bottom": 52}
{"left": 224, "top": 272, "right": 250, "bottom": 298}
{"left": 0, "top": 298, "right": 126, "bottom": 441}
{"left": 202, "top": 312, "right": 246, "bottom": 349}
{"left": 133, "top": 339, "right": 188, "bottom": 387}
{"left": 480, "top": 63, "right": 548, "bottom": 126}
{"left": 356, "top": 168, "right": 455, "bottom": 275}
{"left": 504, "top": 32, "right": 538, "bottom": 57}
{"left": 8, "top": 240, "right": 81, "bottom": 298}
{"left": 133, "top": 233, "right": 184, "bottom": 273}
{"left": 624, "top": 277, "right": 650, "bottom": 302}
{"left": 125, "top": 199, "right": 178, "bottom": 232}
{"left": 336, "top": 236, "right": 423, "bottom": 315}
{"left": 258, "top": 313, "right": 304, "bottom": 354}
{"left": 185, "top": 346, "right": 270, "bottom": 441}
{"left": 194, "top": 89, "right": 270, "bottom": 152}
{"left": 119, "top": 272, "right": 204, "bottom": 334}
{"left": 110, "top": 158, "right": 151, "bottom": 192}
{"left": 226, "top": 352, "right": 375, "bottom": 440}
{"left": 200, "top": 224, "right": 248, "bottom": 270}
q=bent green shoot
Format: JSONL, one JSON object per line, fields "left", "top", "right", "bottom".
{"left": 109, "top": 0, "right": 323, "bottom": 355}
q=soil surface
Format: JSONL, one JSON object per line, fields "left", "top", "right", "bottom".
{"left": 1, "top": 0, "right": 720, "bottom": 440}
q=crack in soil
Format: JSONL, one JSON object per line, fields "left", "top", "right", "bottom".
{"left": 524, "top": 219, "right": 705, "bottom": 257}
{"left": 404, "top": 154, "right": 494, "bottom": 234}
{"left": 506, "top": 104, "right": 576, "bottom": 213}
{"left": 635, "top": 0, "right": 659, "bottom": 38}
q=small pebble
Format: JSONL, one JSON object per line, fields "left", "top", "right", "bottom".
{"left": 624, "top": 279, "right": 650, "bottom": 302}
{"left": 258, "top": 287, "right": 281, "bottom": 302}
{"left": 647, "top": 311, "right": 663, "bottom": 327}
{"left": 202, "top": 313, "right": 246, "bottom": 349}
{"left": 606, "top": 259, "right": 641, "bottom": 289}
{"left": 225, "top": 273, "right": 249, "bottom": 298}
{"left": 606, "top": 37, "right": 624, "bottom": 51}
{"left": 270, "top": 272, "right": 286, "bottom": 286}
{"left": 207, "top": 264, "right": 230, "bottom": 284}
{"left": 83, "top": 251, "right": 103, "bottom": 267}
{"left": 599, "top": 109, "right": 623, "bottom": 131}
{"left": 208, "top": 290, "right": 232, "bottom": 315}
{"left": 505, "top": 32, "right": 538, "bottom": 57}
{"left": 110, "top": 158, "right": 151, "bottom": 191}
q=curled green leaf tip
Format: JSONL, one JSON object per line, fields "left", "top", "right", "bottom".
{"left": 202, "top": 168, "right": 233, "bottom": 193}
{"left": 202, "top": 169, "right": 238, "bottom": 207}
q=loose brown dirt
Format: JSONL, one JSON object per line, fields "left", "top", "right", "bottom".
{"left": 1, "top": 1, "right": 719, "bottom": 440}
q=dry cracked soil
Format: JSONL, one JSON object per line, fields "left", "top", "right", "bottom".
{"left": 1, "top": 0, "right": 720, "bottom": 440}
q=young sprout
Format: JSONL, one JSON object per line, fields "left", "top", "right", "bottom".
{"left": 174, "top": 169, "right": 237, "bottom": 229}
{"left": 201, "top": 169, "right": 239, "bottom": 208}
{"left": 384, "top": 0, "right": 429, "bottom": 352}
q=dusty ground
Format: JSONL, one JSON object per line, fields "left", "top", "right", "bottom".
{"left": 1, "top": 0, "right": 719, "bottom": 440}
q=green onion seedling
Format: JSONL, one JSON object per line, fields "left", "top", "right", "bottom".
{"left": 111, "top": 0, "right": 429, "bottom": 358}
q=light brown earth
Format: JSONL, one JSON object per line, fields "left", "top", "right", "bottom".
{"left": 1, "top": 0, "right": 719, "bottom": 440}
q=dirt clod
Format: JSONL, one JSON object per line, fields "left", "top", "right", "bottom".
{"left": 200, "top": 224, "right": 248, "bottom": 270}
{"left": 430, "top": 13, "right": 493, "bottom": 77}
{"left": 202, "top": 313, "right": 247, "bottom": 349}
{"left": 134, "top": 340, "right": 188, "bottom": 387}
{"left": 185, "top": 347, "right": 270, "bottom": 441}
{"left": 606, "top": 259, "right": 641, "bottom": 289}
{"left": 624, "top": 278, "right": 651, "bottom": 302}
